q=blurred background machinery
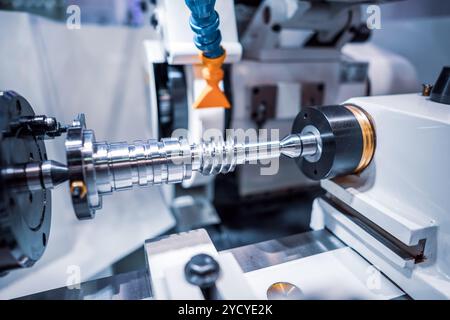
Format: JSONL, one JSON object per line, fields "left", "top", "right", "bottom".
{"left": 143, "top": 0, "right": 420, "bottom": 242}
{"left": 0, "top": 0, "right": 450, "bottom": 299}
{"left": 0, "top": 0, "right": 148, "bottom": 25}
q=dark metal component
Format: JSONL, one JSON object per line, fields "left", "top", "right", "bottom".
{"left": 154, "top": 64, "right": 189, "bottom": 138}
{"left": 251, "top": 86, "right": 277, "bottom": 128}
{"left": 150, "top": 13, "right": 159, "bottom": 29}
{"left": 71, "top": 186, "right": 83, "bottom": 199}
{"left": 302, "top": 83, "right": 325, "bottom": 107}
{"left": 185, "top": 253, "right": 221, "bottom": 300}
{"left": 292, "top": 105, "right": 364, "bottom": 180}
{"left": 422, "top": 84, "right": 433, "bottom": 97}
{"left": 430, "top": 66, "right": 450, "bottom": 105}
{"left": 349, "top": 24, "right": 372, "bottom": 43}
{"left": 0, "top": 91, "right": 51, "bottom": 273}
{"left": 9, "top": 115, "right": 67, "bottom": 139}
{"left": 250, "top": 83, "right": 325, "bottom": 128}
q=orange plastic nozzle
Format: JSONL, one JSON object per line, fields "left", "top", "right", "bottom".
{"left": 193, "top": 51, "right": 231, "bottom": 109}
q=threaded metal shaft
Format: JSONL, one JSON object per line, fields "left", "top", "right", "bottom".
{"left": 193, "top": 139, "right": 281, "bottom": 175}
{"left": 89, "top": 134, "right": 317, "bottom": 195}
{"left": 66, "top": 113, "right": 319, "bottom": 219}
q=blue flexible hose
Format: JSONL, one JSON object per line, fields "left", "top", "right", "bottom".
{"left": 185, "top": 0, "right": 224, "bottom": 59}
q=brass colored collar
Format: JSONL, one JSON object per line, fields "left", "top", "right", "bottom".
{"left": 344, "top": 105, "right": 376, "bottom": 174}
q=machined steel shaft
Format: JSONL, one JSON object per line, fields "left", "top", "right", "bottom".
{"left": 65, "top": 114, "right": 320, "bottom": 219}
{"left": 89, "top": 134, "right": 318, "bottom": 194}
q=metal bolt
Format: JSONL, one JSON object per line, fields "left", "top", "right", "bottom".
{"left": 10, "top": 115, "right": 67, "bottom": 138}
{"left": 422, "top": 84, "right": 433, "bottom": 97}
{"left": 70, "top": 181, "right": 87, "bottom": 199}
{"left": 184, "top": 254, "right": 220, "bottom": 300}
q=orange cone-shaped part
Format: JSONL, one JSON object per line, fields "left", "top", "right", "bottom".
{"left": 193, "top": 51, "right": 231, "bottom": 109}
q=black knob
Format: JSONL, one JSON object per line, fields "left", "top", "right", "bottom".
{"left": 185, "top": 254, "right": 220, "bottom": 300}
{"left": 431, "top": 66, "right": 450, "bottom": 105}
{"left": 350, "top": 24, "right": 372, "bottom": 43}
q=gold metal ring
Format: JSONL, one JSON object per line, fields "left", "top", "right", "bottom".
{"left": 344, "top": 105, "right": 376, "bottom": 173}
{"left": 70, "top": 181, "right": 87, "bottom": 199}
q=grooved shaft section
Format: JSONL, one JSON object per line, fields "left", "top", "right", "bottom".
{"left": 194, "top": 139, "right": 281, "bottom": 176}
{"left": 92, "top": 138, "right": 192, "bottom": 194}
{"left": 90, "top": 138, "right": 287, "bottom": 195}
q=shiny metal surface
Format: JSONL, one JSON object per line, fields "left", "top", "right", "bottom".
{"left": 65, "top": 114, "right": 100, "bottom": 219}
{"left": 92, "top": 138, "right": 192, "bottom": 191}
{"left": 26, "top": 230, "right": 336, "bottom": 300}
{"left": 1, "top": 161, "right": 68, "bottom": 192}
{"left": 279, "top": 134, "right": 302, "bottom": 158}
{"left": 19, "top": 270, "right": 151, "bottom": 300}
{"left": 225, "top": 229, "right": 345, "bottom": 273}
{"left": 20, "top": 229, "right": 408, "bottom": 300}
{"left": 66, "top": 113, "right": 320, "bottom": 218}
{"left": 266, "top": 282, "right": 304, "bottom": 300}
{"left": 301, "top": 125, "right": 323, "bottom": 163}
{"left": 279, "top": 133, "right": 318, "bottom": 158}
{"left": 171, "top": 195, "right": 220, "bottom": 232}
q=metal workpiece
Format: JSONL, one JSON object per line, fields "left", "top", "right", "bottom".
{"left": 191, "top": 134, "right": 316, "bottom": 176}
{"left": 94, "top": 139, "right": 193, "bottom": 192}
{"left": 279, "top": 133, "right": 318, "bottom": 159}
{"left": 1, "top": 160, "right": 68, "bottom": 192}
{"left": 65, "top": 113, "right": 321, "bottom": 219}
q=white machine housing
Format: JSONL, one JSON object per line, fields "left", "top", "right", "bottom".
{"left": 311, "top": 93, "right": 450, "bottom": 299}
{"left": 145, "top": 93, "right": 450, "bottom": 300}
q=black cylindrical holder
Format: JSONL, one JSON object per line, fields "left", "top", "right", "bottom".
{"left": 292, "top": 105, "right": 375, "bottom": 180}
